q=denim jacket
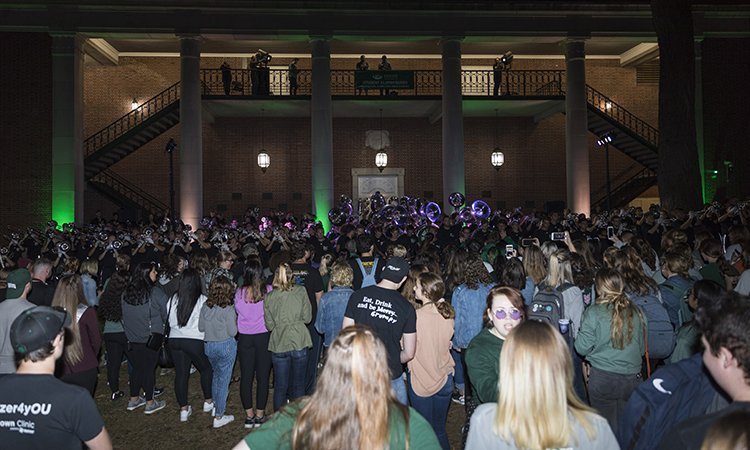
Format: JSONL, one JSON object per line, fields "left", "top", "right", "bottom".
{"left": 452, "top": 283, "right": 493, "bottom": 349}
{"left": 315, "top": 286, "right": 354, "bottom": 347}
{"left": 80, "top": 273, "right": 98, "bottom": 307}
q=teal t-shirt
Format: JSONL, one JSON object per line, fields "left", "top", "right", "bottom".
{"left": 244, "top": 403, "right": 440, "bottom": 450}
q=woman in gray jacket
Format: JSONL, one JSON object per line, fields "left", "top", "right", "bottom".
{"left": 200, "top": 275, "right": 239, "bottom": 428}
{"left": 121, "top": 262, "right": 168, "bottom": 414}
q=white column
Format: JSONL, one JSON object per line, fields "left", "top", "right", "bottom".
{"left": 310, "top": 36, "right": 334, "bottom": 229}
{"left": 179, "top": 35, "right": 203, "bottom": 229}
{"left": 441, "top": 37, "right": 466, "bottom": 209}
{"left": 564, "top": 38, "right": 591, "bottom": 215}
{"left": 51, "top": 33, "right": 85, "bottom": 225}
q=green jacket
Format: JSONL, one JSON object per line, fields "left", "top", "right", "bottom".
{"left": 575, "top": 302, "right": 644, "bottom": 375}
{"left": 264, "top": 285, "right": 312, "bottom": 353}
{"left": 465, "top": 328, "right": 504, "bottom": 404}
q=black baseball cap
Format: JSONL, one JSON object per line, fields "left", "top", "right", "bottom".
{"left": 380, "top": 256, "right": 410, "bottom": 283}
{"left": 10, "top": 306, "right": 71, "bottom": 355}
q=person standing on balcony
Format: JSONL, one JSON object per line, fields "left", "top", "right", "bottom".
{"left": 378, "top": 55, "right": 392, "bottom": 96}
{"left": 493, "top": 57, "right": 504, "bottom": 96}
{"left": 249, "top": 55, "right": 259, "bottom": 96}
{"left": 288, "top": 58, "right": 299, "bottom": 95}
{"left": 356, "top": 54, "right": 369, "bottom": 95}
{"left": 220, "top": 61, "right": 232, "bottom": 96}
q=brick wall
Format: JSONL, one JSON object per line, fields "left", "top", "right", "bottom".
{"left": 81, "top": 55, "right": 649, "bottom": 220}
{"left": 0, "top": 32, "right": 53, "bottom": 230}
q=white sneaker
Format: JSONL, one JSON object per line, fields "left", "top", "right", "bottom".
{"left": 213, "top": 415, "right": 235, "bottom": 429}
{"left": 180, "top": 406, "right": 192, "bottom": 422}
{"left": 203, "top": 401, "right": 214, "bottom": 413}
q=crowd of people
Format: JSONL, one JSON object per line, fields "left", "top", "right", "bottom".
{"left": 0, "top": 194, "right": 749, "bottom": 449}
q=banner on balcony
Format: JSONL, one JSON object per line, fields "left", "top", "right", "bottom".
{"left": 355, "top": 71, "right": 415, "bottom": 90}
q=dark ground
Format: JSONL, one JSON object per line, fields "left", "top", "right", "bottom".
{"left": 96, "top": 364, "right": 467, "bottom": 449}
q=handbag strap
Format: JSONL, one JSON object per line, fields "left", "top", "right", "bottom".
{"left": 636, "top": 308, "right": 651, "bottom": 378}
{"left": 164, "top": 294, "right": 175, "bottom": 338}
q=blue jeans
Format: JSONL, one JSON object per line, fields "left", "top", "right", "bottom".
{"left": 408, "top": 373, "right": 453, "bottom": 450}
{"left": 272, "top": 349, "right": 308, "bottom": 411}
{"left": 451, "top": 349, "right": 466, "bottom": 393}
{"left": 204, "top": 338, "right": 237, "bottom": 416}
{"left": 391, "top": 374, "right": 408, "bottom": 406}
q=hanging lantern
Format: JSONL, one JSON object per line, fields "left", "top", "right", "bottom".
{"left": 131, "top": 98, "right": 139, "bottom": 111}
{"left": 491, "top": 148, "right": 504, "bottom": 171}
{"left": 257, "top": 151, "right": 270, "bottom": 173}
{"left": 375, "top": 151, "right": 388, "bottom": 172}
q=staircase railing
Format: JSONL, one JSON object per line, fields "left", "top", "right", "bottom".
{"left": 593, "top": 167, "right": 657, "bottom": 207}
{"left": 586, "top": 85, "right": 659, "bottom": 148}
{"left": 590, "top": 163, "right": 643, "bottom": 200}
{"left": 84, "top": 82, "right": 181, "bottom": 157}
{"left": 91, "top": 169, "right": 168, "bottom": 214}
{"left": 461, "top": 70, "right": 565, "bottom": 96}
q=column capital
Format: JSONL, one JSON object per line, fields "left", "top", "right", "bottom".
{"left": 176, "top": 33, "right": 202, "bottom": 41}
{"left": 564, "top": 38, "right": 586, "bottom": 61}
{"left": 49, "top": 32, "right": 85, "bottom": 55}
{"left": 309, "top": 35, "right": 332, "bottom": 43}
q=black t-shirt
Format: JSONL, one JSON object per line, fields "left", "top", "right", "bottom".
{"left": 658, "top": 402, "right": 750, "bottom": 450}
{"left": 344, "top": 285, "right": 417, "bottom": 379}
{"left": 309, "top": 237, "right": 333, "bottom": 263}
{"left": 290, "top": 263, "right": 324, "bottom": 322}
{"left": 0, "top": 374, "right": 105, "bottom": 449}
{"left": 28, "top": 280, "right": 55, "bottom": 307}
{"left": 348, "top": 256, "right": 383, "bottom": 290}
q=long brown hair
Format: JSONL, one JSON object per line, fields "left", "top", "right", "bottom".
{"left": 595, "top": 269, "right": 639, "bottom": 349}
{"left": 522, "top": 244, "right": 547, "bottom": 285}
{"left": 51, "top": 275, "right": 86, "bottom": 366}
{"left": 417, "top": 272, "right": 455, "bottom": 319}
{"left": 291, "top": 326, "right": 409, "bottom": 450}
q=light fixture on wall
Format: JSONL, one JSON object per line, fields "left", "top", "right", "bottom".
{"left": 491, "top": 109, "right": 505, "bottom": 171}
{"left": 257, "top": 108, "right": 270, "bottom": 173}
{"left": 131, "top": 98, "right": 138, "bottom": 111}
{"left": 375, "top": 108, "right": 388, "bottom": 172}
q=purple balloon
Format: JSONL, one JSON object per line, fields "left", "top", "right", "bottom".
{"left": 423, "top": 202, "right": 442, "bottom": 223}
{"left": 449, "top": 192, "right": 466, "bottom": 208}
{"left": 471, "top": 200, "right": 492, "bottom": 220}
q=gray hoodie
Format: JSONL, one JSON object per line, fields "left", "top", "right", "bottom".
{"left": 199, "top": 304, "right": 238, "bottom": 342}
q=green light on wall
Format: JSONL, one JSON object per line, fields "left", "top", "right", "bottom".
{"left": 314, "top": 191, "right": 332, "bottom": 232}
{"left": 52, "top": 192, "right": 75, "bottom": 227}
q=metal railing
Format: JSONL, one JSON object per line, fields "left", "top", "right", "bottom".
{"left": 593, "top": 167, "right": 657, "bottom": 207}
{"left": 586, "top": 86, "right": 659, "bottom": 147}
{"left": 461, "top": 70, "right": 565, "bottom": 96}
{"left": 92, "top": 169, "right": 168, "bottom": 214}
{"left": 200, "top": 68, "right": 312, "bottom": 96}
{"left": 84, "top": 82, "right": 180, "bottom": 157}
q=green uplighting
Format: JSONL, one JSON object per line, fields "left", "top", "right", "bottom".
{"left": 52, "top": 192, "right": 75, "bottom": 227}
{"left": 314, "top": 191, "right": 332, "bottom": 232}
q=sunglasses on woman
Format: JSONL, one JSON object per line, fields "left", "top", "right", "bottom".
{"left": 494, "top": 308, "right": 522, "bottom": 321}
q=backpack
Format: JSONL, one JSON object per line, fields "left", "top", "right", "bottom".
{"left": 660, "top": 278, "right": 694, "bottom": 328}
{"left": 617, "top": 354, "right": 729, "bottom": 450}
{"left": 528, "top": 282, "right": 574, "bottom": 327}
{"left": 629, "top": 290, "right": 676, "bottom": 360}
{"left": 355, "top": 257, "right": 379, "bottom": 288}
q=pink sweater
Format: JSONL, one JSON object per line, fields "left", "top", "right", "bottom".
{"left": 235, "top": 286, "right": 270, "bottom": 335}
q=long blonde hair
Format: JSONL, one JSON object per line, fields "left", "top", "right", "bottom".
{"left": 595, "top": 269, "right": 639, "bottom": 349}
{"left": 51, "top": 274, "right": 86, "bottom": 366}
{"left": 291, "top": 326, "right": 408, "bottom": 450}
{"left": 272, "top": 263, "right": 294, "bottom": 291}
{"left": 545, "top": 249, "right": 574, "bottom": 288}
{"left": 495, "top": 320, "right": 596, "bottom": 449}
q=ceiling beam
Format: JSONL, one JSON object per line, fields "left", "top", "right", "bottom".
{"left": 83, "top": 38, "right": 119, "bottom": 65}
{"left": 619, "top": 43, "right": 659, "bottom": 67}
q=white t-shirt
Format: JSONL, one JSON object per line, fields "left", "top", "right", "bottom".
{"left": 167, "top": 294, "right": 207, "bottom": 340}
